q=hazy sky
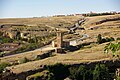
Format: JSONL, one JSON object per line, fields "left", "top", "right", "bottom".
{"left": 0, "top": 0, "right": 120, "bottom": 18}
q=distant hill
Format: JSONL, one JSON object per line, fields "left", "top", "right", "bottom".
{"left": 82, "top": 14, "right": 120, "bottom": 29}
{"left": 0, "top": 16, "right": 82, "bottom": 28}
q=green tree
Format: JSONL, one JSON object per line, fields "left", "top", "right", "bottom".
{"left": 78, "top": 65, "right": 86, "bottom": 80}
{"left": 47, "top": 63, "right": 69, "bottom": 80}
{"left": 16, "top": 31, "right": 21, "bottom": 40}
{"left": 69, "top": 67, "right": 78, "bottom": 80}
{"left": 69, "top": 65, "right": 91, "bottom": 80}
{"left": 97, "top": 34, "right": 102, "bottom": 44}
{"left": 93, "top": 64, "right": 110, "bottom": 80}
{"left": 104, "top": 42, "right": 120, "bottom": 57}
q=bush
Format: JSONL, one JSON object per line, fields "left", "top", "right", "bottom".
{"left": 18, "top": 57, "right": 29, "bottom": 64}
{"left": 117, "top": 37, "right": 120, "bottom": 40}
{"left": 27, "top": 70, "right": 55, "bottom": 80}
{"left": 1, "top": 37, "right": 13, "bottom": 43}
{"left": 105, "top": 37, "right": 114, "bottom": 42}
{"left": 0, "top": 62, "right": 10, "bottom": 73}
{"left": 0, "top": 52, "right": 4, "bottom": 57}
{"left": 13, "top": 43, "right": 39, "bottom": 54}
{"left": 97, "top": 34, "right": 115, "bottom": 44}
{"left": 117, "top": 76, "right": 120, "bottom": 80}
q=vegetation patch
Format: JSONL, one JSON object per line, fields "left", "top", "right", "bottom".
{"left": 97, "top": 34, "right": 114, "bottom": 44}
{"left": 104, "top": 42, "right": 120, "bottom": 57}
{"left": 0, "top": 62, "right": 11, "bottom": 73}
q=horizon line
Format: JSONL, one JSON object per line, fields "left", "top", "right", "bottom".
{"left": 0, "top": 11, "right": 119, "bottom": 19}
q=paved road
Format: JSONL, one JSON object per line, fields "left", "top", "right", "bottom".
{"left": 0, "top": 44, "right": 56, "bottom": 63}
{"left": 70, "top": 34, "right": 89, "bottom": 46}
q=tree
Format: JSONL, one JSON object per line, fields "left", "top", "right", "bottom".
{"left": 97, "top": 34, "right": 102, "bottom": 44}
{"left": 97, "top": 34, "right": 114, "bottom": 44}
{"left": 104, "top": 42, "right": 120, "bottom": 57}
{"left": 0, "top": 32, "right": 3, "bottom": 36}
{"left": 47, "top": 63, "right": 69, "bottom": 80}
{"left": 69, "top": 65, "right": 91, "bottom": 80}
{"left": 69, "top": 67, "right": 79, "bottom": 80}
{"left": 78, "top": 65, "right": 87, "bottom": 80}
{"left": 93, "top": 64, "right": 110, "bottom": 80}
{"left": 16, "top": 31, "right": 21, "bottom": 40}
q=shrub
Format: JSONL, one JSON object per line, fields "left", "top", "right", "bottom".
{"left": 0, "top": 62, "right": 10, "bottom": 73}
{"left": 18, "top": 57, "right": 29, "bottom": 64}
{"left": 105, "top": 37, "right": 114, "bottom": 42}
{"left": 0, "top": 52, "right": 4, "bottom": 57}
{"left": 13, "top": 43, "right": 39, "bottom": 54}
{"left": 117, "top": 38, "right": 120, "bottom": 40}
{"left": 1, "top": 37, "right": 13, "bottom": 43}
{"left": 27, "top": 70, "right": 55, "bottom": 80}
{"left": 117, "top": 76, "right": 120, "bottom": 80}
{"left": 97, "top": 34, "right": 115, "bottom": 44}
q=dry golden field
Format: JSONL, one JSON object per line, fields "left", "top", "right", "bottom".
{"left": 0, "top": 16, "right": 81, "bottom": 27}
{"left": 0, "top": 14, "right": 120, "bottom": 74}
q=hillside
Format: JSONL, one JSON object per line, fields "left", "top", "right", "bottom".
{"left": 0, "top": 16, "right": 81, "bottom": 28}
{"left": 82, "top": 14, "right": 120, "bottom": 29}
{"left": 0, "top": 14, "right": 120, "bottom": 80}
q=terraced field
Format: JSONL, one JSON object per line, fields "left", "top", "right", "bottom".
{"left": 0, "top": 14, "right": 120, "bottom": 79}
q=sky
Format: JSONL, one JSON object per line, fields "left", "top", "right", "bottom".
{"left": 0, "top": 0, "right": 120, "bottom": 18}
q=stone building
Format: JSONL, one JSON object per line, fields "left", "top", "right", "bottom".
{"left": 52, "top": 32, "right": 70, "bottom": 48}
{"left": 52, "top": 31, "right": 70, "bottom": 53}
{"left": 57, "top": 31, "right": 63, "bottom": 48}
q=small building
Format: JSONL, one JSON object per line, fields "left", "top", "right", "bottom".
{"left": 52, "top": 31, "right": 70, "bottom": 48}
{"left": 52, "top": 31, "right": 70, "bottom": 53}
{"left": 70, "top": 40, "right": 77, "bottom": 46}
{"left": 52, "top": 40, "right": 70, "bottom": 48}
